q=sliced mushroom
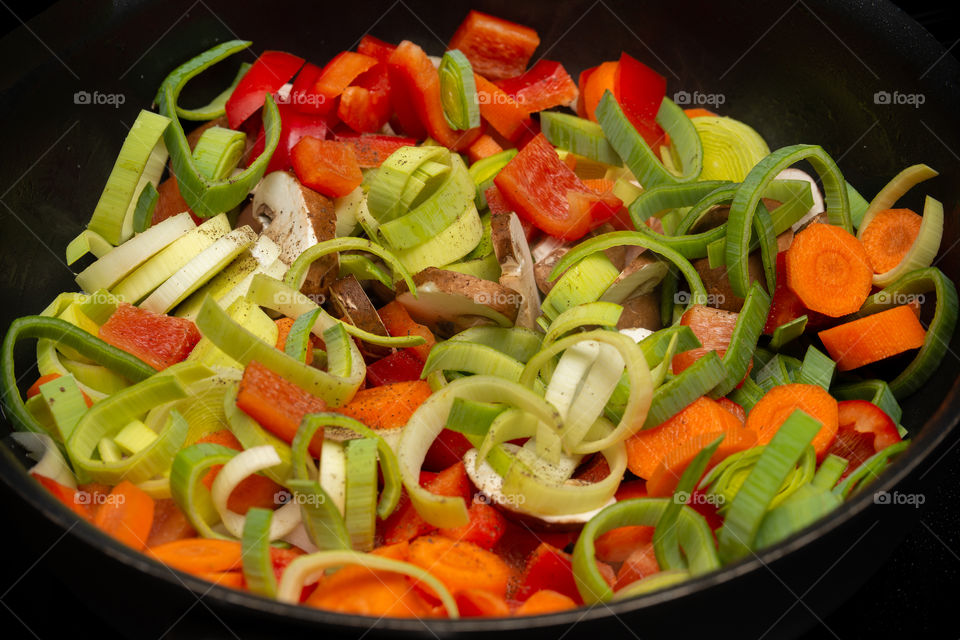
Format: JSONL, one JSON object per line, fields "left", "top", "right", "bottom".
{"left": 464, "top": 448, "right": 614, "bottom": 531}
{"left": 534, "top": 246, "right": 569, "bottom": 296}
{"left": 395, "top": 267, "right": 520, "bottom": 338}
{"left": 327, "top": 274, "right": 392, "bottom": 360}
{"left": 774, "top": 168, "right": 825, "bottom": 231}
{"left": 693, "top": 253, "right": 766, "bottom": 312}
{"left": 252, "top": 171, "right": 338, "bottom": 299}
{"left": 599, "top": 254, "right": 669, "bottom": 304}
{"left": 616, "top": 293, "right": 662, "bottom": 332}
{"left": 490, "top": 212, "right": 542, "bottom": 330}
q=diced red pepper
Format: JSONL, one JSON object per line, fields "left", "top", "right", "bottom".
{"left": 345, "top": 63, "right": 392, "bottom": 132}
{"left": 496, "top": 60, "right": 578, "bottom": 113}
{"left": 381, "top": 462, "right": 473, "bottom": 544}
{"left": 269, "top": 546, "right": 304, "bottom": 584}
{"left": 824, "top": 400, "right": 902, "bottom": 478}
{"left": 615, "top": 479, "right": 648, "bottom": 502}
{"left": 335, "top": 133, "right": 418, "bottom": 168}
{"left": 515, "top": 543, "right": 582, "bottom": 604}
{"left": 290, "top": 136, "right": 363, "bottom": 198}
{"left": 357, "top": 35, "right": 396, "bottom": 63}
{"left": 474, "top": 73, "right": 535, "bottom": 143}
{"left": 567, "top": 189, "right": 623, "bottom": 231}
{"left": 312, "top": 51, "right": 379, "bottom": 115}
{"left": 448, "top": 10, "right": 540, "bottom": 81}
{"left": 249, "top": 103, "right": 332, "bottom": 174}
{"left": 493, "top": 133, "right": 601, "bottom": 240}
{"left": 438, "top": 500, "right": 508, "bottom": 549}
{"left": 235, "top": 361, "right": 327, "bottom": 457}
{"left": 226, "top": 50, "right": 305, "bottom": 128}
{"left": 387, "top": 40, "right": 481, "bottom": 150}
{"left": 671, "top": 305, "right": 739, "bottom": 374}
{"left": 614, "top": 52, "right": 666, "bottom": 148}
{"left": 423, "top": 428, "right": 474, "bottom": 472}
{"left": 484, "top": 184, "right": 512, "bottom": 215}
{"left": 98, "top": 303, "right": 200, "bottom": 371}
{"left": 32, "top": 473, "right": 93, "bottom": 521}
{"left": 366, "top": 349, "right": 424, "bottom": 387}
{"left": 287, "top": 63, "right": 327, "bottom": 115}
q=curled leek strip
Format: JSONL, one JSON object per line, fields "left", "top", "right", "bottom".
{"left": 627, "top": 180, "right": 731, "bottom": 226}
{"left": 572, "top": 498, "right": 719, "bottom": 604}
{"left": 176, "top": 61, "right": 251, "bottom": 121}
{"left": 276, "top": 550, "right": 459, "bottom": 617}
{"left": 211, "top": 445, "right": 301, "bottom": 539}
{"left": 157, "top": 40, "right": 281, "bottom": 218}
{"left": 170, "top": 443, "right": 238, "bottom": 539}
{"left": 284, "top": 237, "right": 417, "bottom": 300}
{"left": 242, "top": 507, "right": 278, "bottom": 598}
{"left": 869, "top": 195, "right": 943, "bottom": 287}
{"left": 398, "top": 375, "right": 562, "bottom": 528}
{"left": 726, "top": 144, "right": 851, "bottom": 298}
{"left": 857, "top": 163, "right": 938, "bottom": 236}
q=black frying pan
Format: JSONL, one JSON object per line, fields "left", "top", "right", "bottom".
{"left": 1, "top": 1, "right": 958, "bottom": 638}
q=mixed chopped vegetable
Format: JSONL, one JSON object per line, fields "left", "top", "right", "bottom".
{"left": 2, "top": 9, "right": 956, "bottom": 620}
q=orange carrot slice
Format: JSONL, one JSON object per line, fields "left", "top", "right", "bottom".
{"left": 92, "top": 480, "right": 155, "bottom": 550}
{"left": 785, "top": 223, "right": 873, "bottom": 317}
{"left": 407, "top": 535, "right": 514, "bottom": 598}
{"left": 455, "top": 588, "right": 511, "bottom": 617}
{"left": 148, "top": 538, "right": 243, "bottom": 575}
{"left": 625, "top": 396, "right": 742, "bottom": 479}
{"left": 334, "top": 380, "right": 432, "bottom": 430}
{"left": 818, "top": 305, "right": 926, "bottom": 372}
{"left": 594, "top": 525, "right": 655, "bottom": 564}
{"left": 746, "top": 383, "right": 839, "bottom": 459}
{"left": 646, "top": 428, "right": 758, "bottom": 498}
{"left": 514, "top": 589, "right": 578, "bottom": 615}
{"left": 582, "top": 61, "right": 618, "bottom": 122}
{"left": 859, "top": 208, "right": 923, "bottom": 274}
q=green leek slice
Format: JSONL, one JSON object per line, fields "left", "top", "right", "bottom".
{"left": 368, "top": 146, "right": 449, "bottom": 223}
{"left": 422, "top": 341, "right": 527, "bottom": 382}
{"left": 710, "top": 282, "right": 770, "bottom": 398}
{"left": 717, "top": 410, "right": 821, "bottom": 562}
{"left": 448, "top": 326, "right": 543, "bottom": 363}
{"left": 242, "top": 507, "right": 278, "bottom": 598}
{"left": 644, "top": 351, "right": 725, "bottom": 428}
{"left": 542, "top": 252, "right": 620, "bottom": 321}
{"left": 344, "top": 438, "right": 378, "bottom": 551}
{"left": 170, "top": 442, "right": 237, "bottom": 539}
{"left": 285, "top": 309, "right": 322, "bottom": 363}
{"left": 541, "top": 111, "right": 621, "bottom": 166}
{"left": 769, "top": 315, "right": 807, "bottom": 350}
{"left": 284, "top": 237, "right": 416, "bottom": 298}
{"left": 469, "top": 149, "right": 517, "bottom": 210}
{"left": 833, "top": 440, "right": 910, "bottom": 498}
{"left": 176, "top": 62, "right": 250, "bottom": 121}
{"left": 797, "top": 346, "right": 835, "bottom": 390}
{"left": 38, "top": 374, "right": 88, "bottom": 442}
{"left": 83, "top": 109, "right": 170, "bottom": 246}
{"left": 65, "top": 230, "right": 113, "bottom": 266}
{"left": 693, "top": 116, "right": 770, "bottom": 182}
{"left": 212, "top": 445, "right": 301, "bottom": 539}
{"left": 573, "top": 498, "right": 719, "bottom": 604}
{"left": 542, "top": 302, "right": 623, "bottom": 349}
{"left": 132, "top": 183, "right": 159, "bottom": 234}
{"left": 628, "top": 180, "right": 730, "bottom": 224}
{"left": 393, "top": 203, "right": 484, "bottom": 275}
{"left": 753, "top": 483, "right": 842, "bottom": 550}
{"left": 439, "top": 49, "right": 480, "bottom": 130}
{"left": 858, "top": 164, "right": 938, "bottom": 235}
{"left": 832, "top": 380, "right": 902, "bottom": 426}
{"left": 812, "top": 454, "right": 849, "bottom": 491}
{"left": 192, "top": 126, "right": 247, "bottom": 180}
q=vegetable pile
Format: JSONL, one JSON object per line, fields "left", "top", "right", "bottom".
{"left": 2, "top": 9, "right": 956, "bottom": 620}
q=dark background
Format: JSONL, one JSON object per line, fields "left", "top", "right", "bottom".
{"left": 0, "top": 1, "right": 957, "bottom": 638}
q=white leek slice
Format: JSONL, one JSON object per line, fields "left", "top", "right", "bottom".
{"left": 140, "top": 225, "right": 257, "bottom": 314}
{"left": 858, "top": 164, "right": 939, "bottom": 238}
{"left": 10, "top": 432, "right": 77, "bottom": 489}
{"left": 319, "top": 439, "right": 346, "bottom": 514}
{"left": 211, "top": 445, "right": 301, "bottom": 539}
{"left": 75, "top": 212, "right": 195, "bottom": 293}
{"left": 112, "top": 213, "right": 230, "bottom": 303}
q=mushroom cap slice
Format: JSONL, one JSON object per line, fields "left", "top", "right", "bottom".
{"left": 491, "top": 212, "right": 542, "bottom": 330}
{"left": 599, "top": 254, "right": 669, "bottom": 304}
{"left": 395, "top": 267, "right": 520, "bottom": 338}
{"left": 693, "top": 253, "right": 766, "bottom": 312}
{"left": 327, "top": 274, "right": 392, "bottom": 359}
{"left": 252, "top": 171, "right": 338, "bottom": 299}
{"left": 616, "top": 293, "right": 662, "bottom": 332}
{"left": 534, "top": 247, "right": 570, "bottom": 296}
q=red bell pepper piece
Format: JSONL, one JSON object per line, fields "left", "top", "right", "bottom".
{"left": 474, "top": 73, "right": 536, "bottom": 143}
{"left": 313, "top": 51, "right": 378, "bottom": 115}
{"left": 381, "top": 462, "right": 473, "bottom": 544}
{"left": 225, "top": 50, "right": 305, "bottom": 128}
{"left": 357, "top": 35, "right": 396, "bottom": 63}
{"left": 825, "top": 400, "right": 902, "bottom": 477}
{"left": 290, "top": 136, "right": 363, "bottom": 198}
{"left": 495, "top": 60, "right": 578, "bottom": 113}
{"left": 335, "top": 132, "right": 418, "bottom": 168}
{"left": 387, "top": 40, "right": 481, "bottom": 150}
{"left": 671, "top": 305, "right": 739, "bottom": 374}
{"left": 249, "top": 103, "right": 331, "bottom": 174}
{"left": 448, "top": 10, "right": 540, "bottom": 81}
{"left": 32, "top": 473, "right": 94, "bottom": 521}
{"left": 516, "top": 543, "right": 583, "bottom": 604}
{"left": 365, "top": 349, "right": 424, "bottom": 387}
{"left": 338, "top": 63, "right": 392, "bottom": 133}
{"left": 423, "top": 428, "right": 474, "bottom": 472}
{"left": 567, "top": 189, "right": 623, "bottom": 231}
{"left": 614, "top": 52, "right": 666, "bottom": 148}
{"left": 615, "top": 479, "right": 648, "bottom": 502}
{"left": 493, "top": 133, "right": 603, "bottom": 241}
{"left": 438, "top": 501, "right": 507, "bottom": 550}
{"left": 484, "top": 185, "right": 541, "bottom": 243}
{"left": 287, "top": 62, "right": 327, "bottom": 115}
{"left": 98, "top": 303, "right": 201, "bottom": 371}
